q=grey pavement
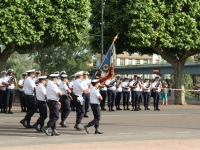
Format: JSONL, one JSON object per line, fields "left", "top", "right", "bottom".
{"left": 1, "top": 107, "right": 200, "bottom": 150}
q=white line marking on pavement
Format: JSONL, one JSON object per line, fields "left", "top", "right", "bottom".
{"left": 118, "top": 133, "right": 133, "bottom": 135}
{"left": 176, "top": 132, "right": 191, "bottom": 134}
{"left": 23, "top": 137, "right": 37, "bottom": 138}
{"left": 147, "top": 132, "right": 163, "bottom": 134}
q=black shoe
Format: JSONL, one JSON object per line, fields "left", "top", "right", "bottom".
{"left": 33, "top": 123, "right": 40, "bottom": 132}
{"left": 156, "top": 108, "right": 160, "bottom": 111}
{"left": 95, "top": 129, "right": 103, "bottom": 134}
{"left": 127, "top": 108, "right": 130, "bottom": 110}
{"left": 42, "top": 126, "right": 51, "bottom": 136}
{"left": 118, "top": 107, "right": 122, "bottom": 110}
{"left": 60, "top": 121, "right": 69, "bottom": 128}
{"left": 139, "top": 107, "right": 142, "bottom": 110}
{"left": 111, "top": 108, "right": 115, "bottom": 111}
{"left": 20, "top": 119, "right": 27, "bottom": 128}
{"left": 103, "top": 108, "right": 107, "bottom": 111}
{"left": 134, "top": 109, "right": 139, "bottom": 111}
{"left": 124, "top": 108, "right": 126, "bottom": 110}
{"left": 147, "top": 108, "right": 150, "bottom": 110}
{"left": 84, "top": 125, "right": 89, "bottom": 134}
{"left": 26, "top": 124, "right": 33, "bottom": 128}
{"left": 76, "top": 124, "right": 84, "bottom": 131}
{"left": 2, "top": 110, "right": 5, "bottom": 113}
{"left": 52, "top": 129, "right": 60, "bottom": 136}
{"left": 8, "top": 110, "right": 14, "bottom": 114}
{"left": 84, "top": 115, "right": 89, "bottom": 118}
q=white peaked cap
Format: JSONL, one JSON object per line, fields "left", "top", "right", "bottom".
{"left": 7, "top": 69, "right": 13, "bottom": 72}
{"left": 91, "top": 79, "right": 99, "bottom": 83}
{"left": 26, "top": 69, "right": 35, "bottom": 73}
{"left": 61, "top": 74, "right": 68, "bottom": 78}
{"left": 1, "top": 70, "right": 7, "bottom": 74}
{"left": 75, "top": 71, "right": 84, "bottom": 76}
{"left": 49, "top": 74, "right": 59, "bottom": 77}
{"left": 38, "top": 76, "right": 47, "bottom": 79}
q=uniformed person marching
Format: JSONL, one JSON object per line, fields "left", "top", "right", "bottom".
{"left": 151, "top": 76, "right": 162, "bottom": 111}
{"left": 142, "top": 78, "right": 151, "bottom": 110}
{"left": 0, "top": 71, "right": 7, "bottom": 113}
{"left": 82, "top": 71, "right": 91, "bottom": 118}
{"left": 105, "top": 77, "right": 116, "bottom": 111}
{"left": 84, "top": 79, "right": 103, "bottom": 134}
{"left": 69, "top": 75, "right": 76, "bottom": 111}
{"left": 121, "top": 77, "right": 130, "bottom": 110}
{"left": 32, "top": 76, "right": 48, "bottom": 132}
{"left": 18, "top": 73, "right": 27, "bottom": 112}
{"left": 42, "top": 74, "right": 62, "bottom": 136}
{"left": 99, "top": 82, "right": 107, "bottom": 111}
{"left": 20, "top": 69, "right": 36, "bottom": 128}
{"left": 59, "top": 74, "right": 71, "bottom": 128}
{"left": 73, "top": 71, "right": 91, "bottom": 131}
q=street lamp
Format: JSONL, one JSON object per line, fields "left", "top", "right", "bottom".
{"left": 101, "top": 0, "right": 104, "bottom": 63}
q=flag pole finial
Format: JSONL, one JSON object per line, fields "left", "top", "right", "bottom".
{"left": 112, "top": 33, "right": 119, "bottom": 44}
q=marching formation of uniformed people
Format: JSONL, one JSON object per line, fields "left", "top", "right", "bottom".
{"left": 1, "top": 67, "right": 167, "bottom": 136}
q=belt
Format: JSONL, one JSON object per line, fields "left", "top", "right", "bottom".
{"left": 47, "top": 99, "right": 58, "bottom": 101}
{"left": 37, "top": 99, "right": 46, "bottom": 102}
{"left": 26, "top": 94, "right": 35, "bottom": 96}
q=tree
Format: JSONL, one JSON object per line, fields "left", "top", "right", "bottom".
{"left": 34, "top": 45, "right": 93, "bottom": 76}
{"left": 6, "top": 52, "right": 39, "bottom": 80}
{"left": 0, "top": 0, "right": 91, "bottom": 70}
{"left": 90, "top": 0, "right": 200, "bottom": 105}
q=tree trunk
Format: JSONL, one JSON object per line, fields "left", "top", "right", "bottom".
{"left": 172, "top": 61, "right": 187, "bottom": 105}
{"left": 0, "top": 54, "right": 10, "bottom": 72}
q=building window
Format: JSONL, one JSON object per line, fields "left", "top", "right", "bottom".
{"left": 143, "top": 59, "right": 148, "bottom": 64}
{"left": 136, "top": 59, "right": 140, "bottom": 65}
{"left": 128, "top": 59, "right": 132, "bottom": 65}
{"left": 120, "top": 59, "right": 125, "bottom": 65}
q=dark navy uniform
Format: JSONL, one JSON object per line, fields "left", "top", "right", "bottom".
{"left": 105, "top": 79, "right": 116, "bottom": 111}
{"left": 152, "top": 77, "right": 162, "bottom": 111}
{"left": 121, "top": 78, "right": 130, "bottom": 110}
{"left": 84, "top": 80, "right": 103, "bottom": 134}
{"left": 142, "top": 79, "right": 151, "bottom": 110}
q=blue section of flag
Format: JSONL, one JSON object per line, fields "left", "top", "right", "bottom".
{"left": 98, "top": 44, "right": 113, "bottom": 73}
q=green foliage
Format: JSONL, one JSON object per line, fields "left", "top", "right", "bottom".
{"left": 0, "top": 0, "right": 91, "bottom": 46}
{"left": 6, "top": 52, "right": 39, "bottom": 80}
{"left": 34, "top": 45, "right": 93, "bottom": 76}
{"left": 90, "top": 0, "right": 200, "bottom": 57}
{"left": 184, "top": 74, "right": 193, "bottom": 89}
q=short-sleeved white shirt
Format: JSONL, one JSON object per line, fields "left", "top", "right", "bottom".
{"left": 100, "top": 86, "right": 107, "bottom": 91}
{"left": 129, "top": 80, "right": 140, "bottom": 91}
{"left": 122, "top": 81, "right": 130, "bottom": 91}
{"left": 152, "top": 81, "right": 161, "bottom": 92}
{"left": 90, "top": 87, "right": 101, "bottom": 104}
{"left": 18, "top": 79, "right": 24, "bottom": 91}
{"left": 46, "top": 81, "right": 61, "bottom": 101}
{"left": 59, "top": 81, "right": 69, "bottom": 96}
{"left": 36, "top": 83, "right": 46, "bottom": 101}
{"left": 143, "top": 82, "right": 151, "bottom": 92}
{"left": 23, "top": 77, "right": 36, "bottom": 95}
{"left": 105, "top": 79, "right": 116, "bottom": 90}
{"left": 73, "top": 79, "right": 86, "bottom": 96}
{"left": 0, "top": 77, "right": 7, "bottom": 91}
{"left": 7, "top": 76, "right": 15, "bottom": 89}
{"left": 0, "top": 78, "right": 3, "bottom": 90}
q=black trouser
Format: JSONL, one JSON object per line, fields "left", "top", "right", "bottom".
{"left": 123, "top": 91, "right": 130, "bottom": 107}
{"left": 107, "top": 90, "right": 116, "bottom": 108}
{"left": 36, "top": 101, "right": 47, "bottom": 127}
{"left": 84, "top": 93, "right": 90, "bottom": 115}
{"left": 5, "top": 89, "right": 15, "bottom": 110}
{"left": 87, "top": 104, "right": 101, "bottom": 129}
{"left": 24, "top": 95, "right": 36, "bottom": 124}
{"left": 153, "top": 92, "right": 160, "bottom": 109}
{"left": 19, "top": 91, "right": 26, "bottom": 111}
{"left": 138, "top": 91, "right": 142, "bottom": 108}
{"left": 100, "top": 90, "right": 107, "bottom": 108}
{"left": 70, "top": 92, "right": 75, "bottom": 109}
{"left": 131, "top": 91, "right": 140, "bottom": 109}
{"left": 73, "top": 95, "right": 85, "bottom": 124}
{"left": 143, "top": 92, "right": 150, "bottom": 108}
{"left": 47, "top": 100, "right": 59, "bottom": 129}
{"left": 60, "top": 95, "right": 71, "bottom": 121}
{"left": 0, "top": 90, "right": 6, "bottom": 111}
{"left": 115, "top": 92, "right": 122, "bottom": 108}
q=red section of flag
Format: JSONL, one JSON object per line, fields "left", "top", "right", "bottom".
{"left": 153, "top": 68, "right": 159, "bottom": 74}
{"left": 99, "top": 63, "right": 115, "bottom": 84}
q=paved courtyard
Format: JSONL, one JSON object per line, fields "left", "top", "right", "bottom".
{"left": 1, "top": 103, "right": 200, "bottom": 150}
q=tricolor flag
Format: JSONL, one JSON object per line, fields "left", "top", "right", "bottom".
{"left": 98, "top": 43, "right": 116, "bottom": 84}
